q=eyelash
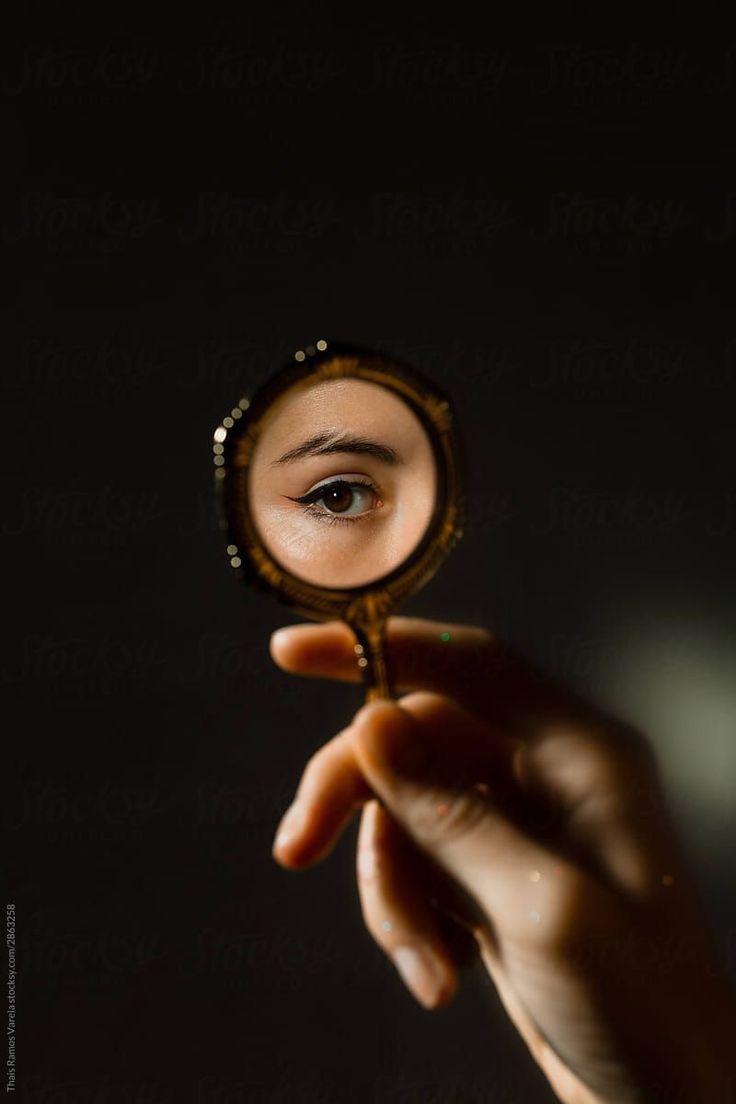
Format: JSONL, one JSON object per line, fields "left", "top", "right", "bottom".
{"left": 287, "top": 479, "right": 381, "bottom": 526}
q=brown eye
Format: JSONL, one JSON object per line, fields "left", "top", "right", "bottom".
{"left": 319, "top": 481, "right": 356, "bottom": 514}
{"left": 287, "top": 479, "right": 381, "bottom": 519}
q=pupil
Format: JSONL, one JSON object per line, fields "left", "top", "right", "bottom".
{"left": 325, "top": 482, "right": 353, "bottom": 513}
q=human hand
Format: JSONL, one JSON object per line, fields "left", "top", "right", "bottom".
{"left": 269, "top": 617, "right": 736, "bottom": 1104}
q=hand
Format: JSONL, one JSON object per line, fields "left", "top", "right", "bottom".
{"left": 269, "top": 616, "right": 736, "bottom": 1104}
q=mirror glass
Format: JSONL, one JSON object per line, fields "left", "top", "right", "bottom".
{"left": 246, "top": 376, "right": 437, "bottom": 588}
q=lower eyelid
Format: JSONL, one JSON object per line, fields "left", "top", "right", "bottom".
{"left": 302, "top": 502, "right": 381, "bottom": 526}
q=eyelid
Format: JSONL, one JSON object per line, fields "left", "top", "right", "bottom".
{"left": 299, "top": 503, "right": 368, "bottom": 527}
{"left": 289, "top": 477, "right": 382, "bottom": 509}
{"left": 283, "top": 476, "right": 384, "bottom": 525}
{"left": 302, "top": 473, "right": 379, "bottom": 497}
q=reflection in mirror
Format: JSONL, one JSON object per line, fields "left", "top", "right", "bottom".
{"left": 247, "top": 377, "right": 437, "bottom": 588}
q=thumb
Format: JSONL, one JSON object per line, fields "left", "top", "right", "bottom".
{"left": 347, "top": 692, "right": 569, "bottom": 934}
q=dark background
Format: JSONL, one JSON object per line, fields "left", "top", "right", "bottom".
{"left": 6, "top": 11, "right": 736, "bottom": 1103}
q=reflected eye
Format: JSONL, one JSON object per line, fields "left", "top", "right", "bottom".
{"left": 284, "top": 478, "right": 382, "bottom": 525}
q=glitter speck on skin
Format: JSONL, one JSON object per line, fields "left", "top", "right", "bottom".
{"left": 529, "top": 910, "right": 541, "bottom": 924}
{"left": 662, "top": 874, "right": 674, "bottom": 887}
{"left": 440, "top": 632, "right": 451, "bottom": 642}
{"left": 530, "top": 869, "right": 541, "bottom": 883}
{"left": 382, "top": 920, "right": 393, "bottom": 932}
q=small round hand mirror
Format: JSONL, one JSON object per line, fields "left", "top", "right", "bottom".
{"left": 213, "top": 341, "right": 465, "bottom": 701}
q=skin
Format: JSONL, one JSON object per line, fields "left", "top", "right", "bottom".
{"left": 269, "top": 616, "right": 736, "bottom": 1104}
{"left": 247, "top": 378, "right": 436, "bottom": 588}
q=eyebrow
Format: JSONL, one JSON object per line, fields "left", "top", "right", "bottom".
{"left": 270, "top": 431, "right": 401, "bottom": 466}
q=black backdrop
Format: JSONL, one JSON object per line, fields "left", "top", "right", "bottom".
{"left": 6, "top": 12, "right": 736, "bottom": 1103}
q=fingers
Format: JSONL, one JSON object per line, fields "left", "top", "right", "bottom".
{"left": 346, "top": 694, "right": 600, "bottom": 953}
{"left": 269, "top": 616, "right": 610, "bottom": 743}
{"left": 273, "top": 686, "right": 584, "bottom": 944}
{"left": 355, "top": 800, "right": 458, "bottom": 1010}
{"left": 272, "top": 687, "right": 520, "bottom": 876}
{"left": 270, "top": 617, "right": 503, "bottom": 722}
{"left": 272, "top": 723, "right": 373, "bottom": 868}
{"left": 270, "top": 616, "right": 672, "bottom": 902}
{"left": 346, "top": 693, "right": 569, "bottom": 927}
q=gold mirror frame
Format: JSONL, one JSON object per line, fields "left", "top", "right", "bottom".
{"left": 213, "top": 340, "right": 466, "bottom": 701}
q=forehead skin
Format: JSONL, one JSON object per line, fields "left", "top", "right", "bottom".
{"left": 253, "top": 377, "right": 429, "bottom": 465}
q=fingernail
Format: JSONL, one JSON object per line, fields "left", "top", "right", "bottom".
{"left": 392, "top": 944, "right": 447, "bottom": 1009}
{"left": 273, "top": 801, "right": 305, "bottom": 851}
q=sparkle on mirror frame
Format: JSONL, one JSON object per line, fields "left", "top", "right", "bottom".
{"left": 223, "top": 417, "right": 234, "bottom": 428}
{"left": 215, "top": 468, "right": 226, "bottom": 480}
{"left": 214, "top": 456, "right": 225, "bottom": 466}
{"left": 238, "top": 398, "right": 250, "bottom": 410}
{"left": 316, "top": 339, "right": 327, "bottom": 351}
{"left": 213, "top": 444, "right": 224, "bottom": 454}
{"left": 295, "top": 350, "right": 306, "bottom": 362}
{"left": 226, "top": 544, "right": 238, "bottom": 556}
{"left": 214, "top": 427, "right": 227, "bottom": 443}
{"left": 231, "top": 408, "right": 242, "bottom": 419}
{"left": 230, "top": 557, "right": 242, "bottom": 568}
{"left": 357, "top": 657, "right": 368, "bottom": 668}
{"left": 354, "top": 644, "right": 364, "bottom": 655}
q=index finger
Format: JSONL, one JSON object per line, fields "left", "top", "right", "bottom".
{"left": 271, "top": 616, "right": 497, "bottom": 705}
{"left": 270, "top": 616, "right": 608, "bottom": 743}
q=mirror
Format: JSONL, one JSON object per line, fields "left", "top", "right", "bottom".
{"left": 247, "top": 375, "right": 438, "bottom": 589}
{"left": 214, "top": 341, "right": 465, "bottom": 701}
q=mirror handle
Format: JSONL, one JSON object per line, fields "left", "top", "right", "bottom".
{"left": 347, "top": 614, "right": 393, "bottom": 702}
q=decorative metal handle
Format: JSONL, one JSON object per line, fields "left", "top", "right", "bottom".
{"left": 349, "top": 618, "right": 393, "bottom": 702}
{"left": 345, "top": 590, "right": 395, "bottom": 703}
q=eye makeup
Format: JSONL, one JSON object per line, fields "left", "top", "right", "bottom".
{"left": 282, "top": 475, "right": 384, "bottom": 526}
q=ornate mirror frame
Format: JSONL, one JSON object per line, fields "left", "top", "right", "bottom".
{"left": 213, "top": 340, "right": 466, "bottom": 700}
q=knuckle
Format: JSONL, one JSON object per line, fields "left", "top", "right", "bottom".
{"left": 405, "top": 784, "right": 489, "bottom": 848}
{"left": 587, "top": 731, "right": 659, "bottom": 808}
{"left": 591, "top": 719, "right": 656, "bottom": 776}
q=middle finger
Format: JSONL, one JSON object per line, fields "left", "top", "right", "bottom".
{"left": 356, "top": 798, "right": 458, "bottom": 1010}
{"left": 273, "top": 690, "right": 518, "bottom": 871}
